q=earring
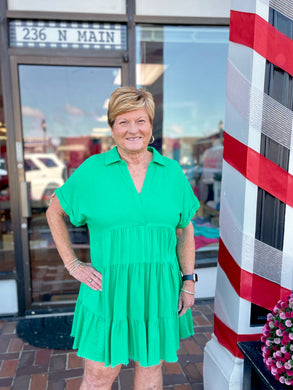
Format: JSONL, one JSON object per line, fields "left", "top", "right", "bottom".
{"left": 149, "top": 135, "right": 155, "bottom": 144}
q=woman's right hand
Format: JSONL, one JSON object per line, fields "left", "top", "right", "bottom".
{"left": 70, "top": 262, "right": 102, "bottom": 291}
{"left": 46, "top": 196, "right": 102, "bottom": 291}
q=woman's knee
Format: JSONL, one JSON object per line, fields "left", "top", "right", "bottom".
{"left": 133, "top": 362, "right": 163, "bottom": 390}
{"left": 83, "top": 360, "right": 121, "bottom": 388}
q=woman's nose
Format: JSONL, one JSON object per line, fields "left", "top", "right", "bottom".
{"left": 128, "top": 122, "right": 138, "bottom": 133}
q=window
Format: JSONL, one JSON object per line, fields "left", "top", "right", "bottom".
{"left": 39, "top": 158, "right": 58, "bottom": 168}
{"left": 24, "top": 159, "right": 39, "bottom": 171}
{"left": 136, "top": 25, "right": 229, "bottom": 258}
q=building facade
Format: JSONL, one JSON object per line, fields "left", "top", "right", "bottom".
{"left": 0, "top": 0, "right": 230, "bottom": 316}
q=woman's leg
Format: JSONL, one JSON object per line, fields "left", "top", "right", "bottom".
{"left": 133, "top": 361, "right": 163, "bottom": 390}
{"left": 80, "top": 359, "right": 122, "bottom": 390}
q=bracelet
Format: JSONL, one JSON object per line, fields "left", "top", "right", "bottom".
{"left": 65, "top": 257, "right": 79, "bottom": 268}
{"left": 65, "top": 257, "right": 83, "bottom": 275}
{"left": 181, "top": 288, "right": 194, "bottom": 295}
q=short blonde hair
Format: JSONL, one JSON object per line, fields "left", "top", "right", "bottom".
{"left": 107, "top": 87, "right": 155, "bottom": 127}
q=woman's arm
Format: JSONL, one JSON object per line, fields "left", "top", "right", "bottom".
{"left": 46, "top": 195, "right": 102, "bottom": 291}
{"left": 176, "top": 221, "right": 196, "bottom": 317}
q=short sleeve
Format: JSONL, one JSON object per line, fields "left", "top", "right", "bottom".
{"left": 176, "top": 169, "right": 200, "bottom": 229}
{"left": 55, "top": 161, "right": 89, "bottom": 227}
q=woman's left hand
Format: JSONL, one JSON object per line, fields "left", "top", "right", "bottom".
{"left": 178, "top": 281, "right": 195, "bottom": 317}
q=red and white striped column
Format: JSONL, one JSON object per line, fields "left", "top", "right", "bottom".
{"left": 204, "top": 0, "right": 293, "bottom": 388}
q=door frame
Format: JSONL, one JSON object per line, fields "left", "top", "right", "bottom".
{"left": 9, "top": 55, "right": 128, "bottom": 315}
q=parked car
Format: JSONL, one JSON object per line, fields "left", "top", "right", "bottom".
{"left": 24, "top": 153, "right": 66, "bottom": 207}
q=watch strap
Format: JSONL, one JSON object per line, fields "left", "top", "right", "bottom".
{"left": 182, "top": 273, "right": 198, "bottom": 282}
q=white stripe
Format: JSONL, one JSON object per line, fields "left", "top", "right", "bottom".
{"left": 220, "top": 164, "right": 293, "bottom": 287}
{"left": 214, "top": 265, "right": 264, "bottom": 335}
{"left": 225, "top": 99, "right": 262, "bottom": 151}
{"left": 230, "top": 0, "right": 269, "bottom": 20}
{"left": 221, "top": 161, "right": 258, "bottom": 245}
{"left": 220, "top": 163, "right": 256, "bottom": 272}
{"left": 226, "top": 59, "right": 293, "bottom": 151}
{"left": 283, "top": 205, "right": 293, "bottom": 290}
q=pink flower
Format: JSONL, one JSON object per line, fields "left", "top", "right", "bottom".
{"left": 279, "top": 376, "right": 285, "bottom": 383}
{"left": 280, "top": 312, "right": 286, "bottom": 320}
{"left": 284, "top": 362, "right": 292, "bottom": 369}
{"left": 262, "top": 295, "right": 293, "bottom": 386}
{"left": 281, "top": 301, "right": 288, "bottom": 309}
{"left": 285, "top": 319, "right": 292, "bottom": 327}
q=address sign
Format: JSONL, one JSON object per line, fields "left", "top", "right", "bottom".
{"left": 9, "top": 20, "right": 127, "bottom": 50}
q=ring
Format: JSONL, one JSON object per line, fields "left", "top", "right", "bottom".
{"left": 88, "top": 278, "right": 93, "bottom": 283}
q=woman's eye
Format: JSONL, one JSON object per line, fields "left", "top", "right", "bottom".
{"left": 138, "top": 120, "right": 145, "bottom": 124}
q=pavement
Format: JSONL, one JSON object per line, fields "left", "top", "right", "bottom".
{"left": 0, "top": 298, "right": 214, "bottom": 390}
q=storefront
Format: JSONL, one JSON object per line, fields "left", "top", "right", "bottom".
{"left": 0, "top": 0, "right": 230, "bottom": 316}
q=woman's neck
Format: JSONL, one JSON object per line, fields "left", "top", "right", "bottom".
{"left": 117, "top": 147, "right": 152, "bottom": 166}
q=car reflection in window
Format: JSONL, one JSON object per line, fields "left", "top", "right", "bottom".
{"left": 24, "top": 153, "right": 66, "bottom": 209}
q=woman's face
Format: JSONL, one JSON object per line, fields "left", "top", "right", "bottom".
{"left": 111, "top": 108, "right": 152, "bottom": 154}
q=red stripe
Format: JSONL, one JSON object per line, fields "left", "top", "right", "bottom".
{"left": 218, "top": 239, "right": 290, "bottom": 311}
{"left": 230, "top": 10, "right": 293, "bottom": 76}
{"left": 223, "top": 132, "right": 293, "bottom": 208}
{"left": 214, "top": 314, "right": 262, "bottom": 358}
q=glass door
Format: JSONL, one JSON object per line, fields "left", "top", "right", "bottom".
{"left": 13, "top": 60, "right": 125, "bottom": 312}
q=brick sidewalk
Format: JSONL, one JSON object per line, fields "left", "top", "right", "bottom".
{"left": 0, "top": 299, "right": 214, "bottom": 390}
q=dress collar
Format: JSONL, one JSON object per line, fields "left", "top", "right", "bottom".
{"left": 104, "top": 146, "right": 166, "bottom": 166}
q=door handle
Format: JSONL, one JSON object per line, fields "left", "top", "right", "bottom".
{"left": 20, "top": 181, "right": 31, "bottom": 218}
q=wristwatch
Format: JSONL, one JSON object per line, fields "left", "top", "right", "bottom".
{"left": 182, "top": 273, "right": 198, "bottom": 282}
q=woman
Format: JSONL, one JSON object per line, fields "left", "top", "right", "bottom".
{"left": 46, "top": 86, "right": 200, "bottom": 390}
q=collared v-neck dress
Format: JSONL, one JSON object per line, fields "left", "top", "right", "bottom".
{"left": 55, "top": 146, "right": 200, "bottom": 367}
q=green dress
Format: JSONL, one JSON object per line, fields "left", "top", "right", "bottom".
{"left": 55, "top": 146, "right": 200, "bottom": 367}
